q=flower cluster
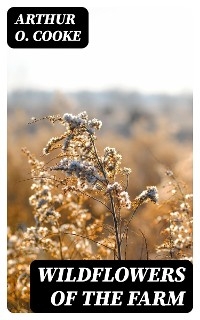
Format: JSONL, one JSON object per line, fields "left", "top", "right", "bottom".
{"left": 43, "top": 111, "right": 102, "bottom": 156}
{"left": 103, "top": 147, "right": 122, "bottom": 178}
{"left": 50, "top": 158, "right": 104, "bottom": 190}
{"left": 155, "top": 172, "right": 193, "bottom": 261}
{"left": 156, "top": 208, "right": 193, "bottom": 261}
{"left": 63, "top": 111, "right": 102, "bottom": 133}
{"left": 21, "top": 147, "right": 105, "bottom": 261}
{"left": 63, "top": 112, "right": 87, "bottom": 129}
{"left": 7, "top": 227, "right": 36, "bottom": 312}
{"left": 21, "top": 149, "right": 62, "bottom": 226}
{"left": 21, "top": 226, "right": 62, "bottom": 258}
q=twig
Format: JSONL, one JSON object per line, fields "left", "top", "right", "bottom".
{"left": 139, "top": 229, "right": 149, "bottom": 260}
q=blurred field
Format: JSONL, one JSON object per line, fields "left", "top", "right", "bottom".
{"left": 7, "top": 89, "right": 193, "bottom": 259}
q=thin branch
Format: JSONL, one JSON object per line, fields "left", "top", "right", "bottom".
{"left": 139, "top": 229, "right": 149, "bottom": 260}
{"left": 56, "top": 221, "right": 64, "bottom": 260}
{"left": 62, "top": 231, "right": 116, "bottom": 253}
{"left": 124, "top": 227, "right": 129, "bottom": 260}
{"left": 109, "top": 192, "right": 122, "bottom": 260}
{"left": 89, "top": 135, "right": 108, "bottom": 183}
{"left": 42, "top": 231, "right": 115, "bottom": 254}
{"left": 89, "top": 133, "right": 122, "bottom": 260}
{"left": 124, "top": 174, "right": 129, "bottom": 192}
{"left": 120, "top": 201, "right": 141, "bottom": 244}
{"left": 77, "top": 189, "right": 113, "bottom": 213}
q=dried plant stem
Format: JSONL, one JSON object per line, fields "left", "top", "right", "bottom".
{"left": 139, "top": 229, "right": 149, "bottom": 260}
{"left": 90, "top": 134, "right": 122, "bottom": 260}
{"left": 120, "top": 201, "right": 141, "bottom": 245}
{"left": 109, "top": 193, "right": 122, "bottom": 260}
{"left": 54, "top": 221, "right": 64, "bottom": 260}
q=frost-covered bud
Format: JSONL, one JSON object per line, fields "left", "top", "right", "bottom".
{"left": 106, "top": 182, "right": 122, "bottom": 193}
{"left": 122, "top": 167, "right": 132, "bottom": 175}
{"left": 88, "top": 118, "right": 102, "bottom": 133}
{"left": 63, "top": 113, "right": 86, "bottom": 129}
{"left": 185, "top": 194, "right": 193, "bottom": 200}
{"left": 180, "top": 202, "right": 189, "bottom": 212}
{"left": 146, "top": 186, "right": 159, "bottom": 203}
{"left": 135, "top": 186, "right": 159, "bottom": 204}
{"left": 118, "top": 191, "right": 131, "bottom": 209}
{"left": 78, "top": 111, "right": 88, "bottom": 120}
